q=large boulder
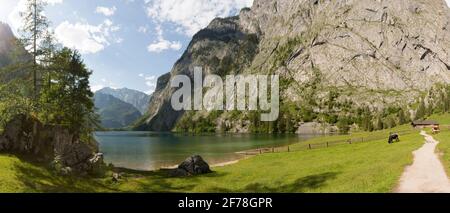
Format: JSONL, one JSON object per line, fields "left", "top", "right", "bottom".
{"left": 0, "top": 114, "right": 105, "bottom": 176}
{"left": 171, "top": 155, "right": 212, "bottom": 177}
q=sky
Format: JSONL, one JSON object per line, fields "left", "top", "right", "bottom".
{"left": 0, "top": 0, "right": 254, "bottom": 94}
{"left": 1, "top": 0, "right": 449, "bottom": 94}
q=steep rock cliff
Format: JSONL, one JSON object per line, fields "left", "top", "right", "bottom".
{"left": 138, "top": 0, "right": 450, "bottom": 132}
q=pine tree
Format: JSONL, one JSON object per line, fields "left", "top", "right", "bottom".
{"left": 398, "top": 109, "right": 407, "bottom": 125}
{"left": 375, "top": 116, "right": 384, "bottom": 130}
{"left": 385, "top": 116, "right": 396, "bottom": 129}
{"left": 39, "top": 48, "right": 98, "bottom": 138}
{"left": 415, "top": 100, "right": 426, "bottom": 120}
{"left": 19, "top": 0, "right": 51, "bottom": 100}
{"left": 337, "top": 116, "right": 350, "bottom": 134}
{"left": 359, "top": 106, "right": 373, "bottom": 131}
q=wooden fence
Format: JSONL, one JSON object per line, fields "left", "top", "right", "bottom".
{"left": 237, "top": 129, "right": 418, "bottom": 155}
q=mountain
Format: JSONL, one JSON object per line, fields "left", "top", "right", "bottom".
{"left": 137, "top": 0, "right": 450, "bottom": 132}
{"left": 94, "top": 92, "right": 142, "bottom": 129}
{"left": 0, "top": 22, "right": 15, "bottom": 68}
{"left": 0, "top": 22, "right": 32, "bottom": 82}
{"left": 96, "top": 87, "right": 151, "bottom": 114}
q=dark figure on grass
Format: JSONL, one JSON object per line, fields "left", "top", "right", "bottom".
{"left": 388, "top": 133, "right": 400, "bottom": 144}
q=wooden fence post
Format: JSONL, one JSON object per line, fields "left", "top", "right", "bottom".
{"left": 259, "top": 148, "right": 262, "bottom": 154}
{"left": 309, "top": 144, "right": 312, "bottom": 150}
{"left": 272, "top": 147, "right": 274, "bottom": 153}
{"left": 326, "top": 142, "right": 329, "bottom": 148}
{"left": 348, "top": 139, "right": 352, "bottom": 144}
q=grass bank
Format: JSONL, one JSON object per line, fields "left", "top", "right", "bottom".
{"left": 1, "top": 125, "right": 423, "bottom": 192}
{"left": 427, "top": 113, "right": 450, "bottom": 176}
{"left": 0, "top": 154, "right": 114, "bottom": 192}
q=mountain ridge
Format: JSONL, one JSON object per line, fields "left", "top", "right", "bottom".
{"left": 96, "top": 87, "right": 151, "bottom": 114}
{"left": 94, "top": 92, "right": 142, "bottom": 129}
{"left": 136, "top": 0, "right": 449, "bottom": 132}
{"left": 0, "top": 22, "right": 31, "bottom": 82}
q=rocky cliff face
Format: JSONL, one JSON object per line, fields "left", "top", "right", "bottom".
{"left": 138, "top": 0, "right": 450, "bottom": 132}
{"left": 0, "top": 22, "right": 15, "bottom": 67}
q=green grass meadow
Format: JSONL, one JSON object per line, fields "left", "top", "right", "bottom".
{"left": 427, "top": 113, "right": 450, "bottom": 176}
{"left": 0, "top": 124, "right": 426, "bottom": 193}
{"left": 115, "top": 131, "right": 422, "bottom": 192}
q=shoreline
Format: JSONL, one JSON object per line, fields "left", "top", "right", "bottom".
{"left": 116, "top": 140, "right": 311, "bottom": 172}
{"left": 157, "top": 142, "right": 300, "bottom": 171}
{"left": 159, "top": 155, "right": 254, "bottom": 170}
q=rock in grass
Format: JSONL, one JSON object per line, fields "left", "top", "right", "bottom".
{"left": 170, "top": 155, "right": 212, "bottom": 177}
{"left": 112, "top": 172, "right": 121, "bottom": 182}
{"left": 169, "top": 168, "right": 189, "bottom": 177}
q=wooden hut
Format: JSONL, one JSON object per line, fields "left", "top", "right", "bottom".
{"left": 411, "top": 120, "right": 439, "bottom": 129}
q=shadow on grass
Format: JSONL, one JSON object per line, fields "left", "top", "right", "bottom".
{"left": 241, "top": 172, "right": 341, "bottom": 193}
{"left": 134, "top": 171, "right": 341, "bottom": 193}
{"left": 12, "top": 157, "right": 338, "bottom": 193}
{"left": 13, "top": 162, "right": 116, "bottom": 193}
{"left": 12, "top": 158, "right": 229, "bottom": 193}
{"left": 120, "top": 169, "right": 230, "bottom": 193}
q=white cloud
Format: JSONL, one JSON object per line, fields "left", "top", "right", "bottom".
{"left": 95, "top": 6, "right": 117, "bottom": 17}
{"left": 55, "top": 19, "right": 121, "bottom": 54}
{"left": 92, "top": 78, "right": 119, "bottom": 92}
{"left": 139, "top": 74, "right": 158, "bottom": 94}
{"left": 145, "top": 0, "right": 253, "bottom": 36}
{"left": 138, "top": 26, "right": 148, "bottom": 33}
{"left": 446, "top": 0, "right": 450, "bottom": 8}
{"left": 148, "top": 40, "right": 182, "bottom": 53}
{"left": 4, "top": 0, "right": 64, "bottom": 34}
{"left": 7, "top": 0, "right": 28, "bottom": 33}
{"left": 147, "top": 25, "right": 182, "bottom": 53}
{"left": 45, "top": 0, "right": 63, "bottom": 5}
{"left": 91, "top": 84, "right": 105, "bottom": 92}
{"left": 115, "top": 38, "right": 124, "bottom": 43}
{"left": 0, "top": 1, "right": 18, "bottom": 25}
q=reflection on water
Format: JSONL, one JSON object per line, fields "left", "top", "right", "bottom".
{"left": 95, "top": 132, "right": 316, "bottom": 171}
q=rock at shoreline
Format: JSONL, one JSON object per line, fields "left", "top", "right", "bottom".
{"left": 112, "top": 172, "right": 122, "bottom": 182}
{"left": 170, "top": 155, "right": 212, "bottom": 177}
{"left": 0, "top": 114, "right": 105, "bottom": 176}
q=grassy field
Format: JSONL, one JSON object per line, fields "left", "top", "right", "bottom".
{"left": 115, "top": 130, "right": 422, "bottom": 192}
{"left": 0, "top": 125, "right": 424, "bottom": 193}
{"left": 0, "top": 154, "right": 115, "bottom": 192}
{"left": 287, "top": 125, "right": 415, "bottom": 151}
{"left": 427, "top": 113, "right": 450, "bottom": 176}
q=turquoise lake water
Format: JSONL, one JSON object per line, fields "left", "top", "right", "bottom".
{"left": 94, "top": 132, "right": 316, "bottom": 171}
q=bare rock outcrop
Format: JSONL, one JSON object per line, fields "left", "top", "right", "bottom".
{"left": 0, "top": 114, "right": 105, "bottom": 176}
{"left": 170, "top": 155, "right": 212, "bottom": 177}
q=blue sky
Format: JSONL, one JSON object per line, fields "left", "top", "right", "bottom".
{"left": 0, "top": 0, "right": 253, "bottom": 94}
{"left": 2, "top": 0, "right": 449, "bottom": 94}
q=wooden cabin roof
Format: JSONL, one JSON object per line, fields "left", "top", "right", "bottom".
{"left": 412, "top": 120, "right": 439, "bottom": 126}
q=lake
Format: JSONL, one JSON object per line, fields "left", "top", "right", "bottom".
{"left": 95, "top": 132, "right": 317, "bottom": 171}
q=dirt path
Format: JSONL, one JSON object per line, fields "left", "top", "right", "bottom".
{"left": 396, "top": 131, "right": 450, "bottom": 193}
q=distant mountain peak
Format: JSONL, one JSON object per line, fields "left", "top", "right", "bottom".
{"left": 0, "top": 23, "right": 31, "bottom": 79}
{"left": 96, "top": 87, "right": 151, "bottom": 114}
{"left": 94, "top": 93, "right": 142, "bottom": 129}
